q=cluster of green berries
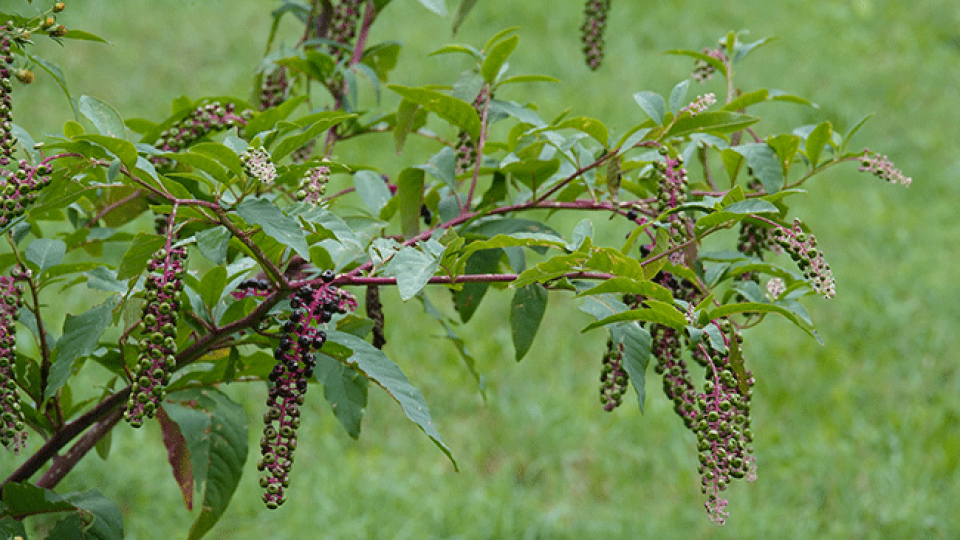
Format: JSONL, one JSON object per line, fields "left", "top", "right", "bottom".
{"left": 580, "top": 0, "right": 612, "bottom": 70}
{"left": 257, "top": 67, "right": 289, "bottom": 111}
{"left": 734, "top": 221, "right": 782, "bottom": 284}
{"left": 152, "top": 102, "right": 251, "bottom": 168}
{"left": 654, "top": 149, "right": 689, "bottom": 212}
{"left": 328, "top": 0, "right": 363, "bottom": 63}
{"left": 454, "top": 86, "right": 490, "bottom": 176}
{"left": 771, "top": 219, "right": 835, "bottom": 299}
{"left": 125, "top": 246, "right": 187, "bottom": 428}
{"left": 1, "top": 29, "right": 18, "bottom": 168}
{"left": 599, "top": 339, "right": 629, "bottom": 411}
{"left": 859, "top": 149, "right": 912, "bottom": 186}
{"left": 692, "top": 45, "right": 727, "bottom": 83}
{"left": 0, "top": 275, "right": 25, "bottom": 453}
{"left": 241, "top": 146, "right": 277, "bottom": 186}
{"left": 259, "top": 271, "right": 357, "bottom": 509}
{"left": 693, "top": 322, "right": 755, "bottom": 525}
{"left": 1, "top": 159, "right": 53, "bottom": 228}
{"left": 294, "top": 164, "right": 330, "bottom": 204}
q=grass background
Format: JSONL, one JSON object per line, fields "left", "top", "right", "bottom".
{"left": 2, "top": 0, "right": 960, "bottom": 538}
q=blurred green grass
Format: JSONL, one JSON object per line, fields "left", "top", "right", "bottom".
{"left": 3, "top": 0, "right": 960, "bottom": 538}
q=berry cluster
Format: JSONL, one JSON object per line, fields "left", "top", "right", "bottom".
{"left": 680, "top": 93, "right": 717, "bottom": 117}
{"left": 328, "top": 0, "right": 363, "bottom": 64}
{"left": 734, "top": 221, "right": 781, "bottom": 284}
{"left": 692, "top": 45, "right": 727, "bottom": 83}
{"left": 125, "top": 246, "right": 187, "bottom": 427}
{"left": 240, "top": 146, "right": 277, "bottom": 186}
{"left": 2, "top": 29, "right": 18, "bottom": 168}
{"left": 152, "top": 102, "right": 251, "bottom": 168}
{"left": 1, "top": 160, "right": 53, "bottom": 228}
{"left": 232, "top": 278, "right": 273, "bottom": 300}
{"left": 294, "top": 164, "right": 330, "bottom": 204}
{"left": 771, "top": 219, "right": 836, "bottom": 299}
{"left": 259, "top": 272, "right": 357, "bottom": 509}
{"left": 580, "top": 0, "right": 612, "bottom": 70}
{"left": 599, "top": 339, "right": 628, "bottom": 411}
{"left": 0, "top": 275, "right": 25, "bottom": 453}
{"left": 654, "top": 150, "right": 688, "bottom": 212}
{"left": 859, "top": 149, "right": 912, "bottom": 186}
{"left": 454, "top": 86, "right": 490, "bottom": 176}
{"left": 694, "top": 324, "right": 756, "bottom": 525}
{"left": 257, "top": 67, "right": 289, "bottom": 111}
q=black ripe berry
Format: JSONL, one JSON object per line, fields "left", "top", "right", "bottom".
{"left": 320, "top": 269, "right": 336, "bottom": 283}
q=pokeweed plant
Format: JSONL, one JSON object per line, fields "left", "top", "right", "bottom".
{"left": 0, "top": 0, "right": 912, "bottom": 536}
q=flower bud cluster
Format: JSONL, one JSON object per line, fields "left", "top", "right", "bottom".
{"left": 692, "top": 46, "right": 727, "bottom": 83}
{"left": 580, "top": 0, "right": 612, "bottom": 70}
{"left": 0, "top": 275, "right": 25, "bottom": 453}
{"left": 125, "top": 246, "right": 186, "bottom": 427}
{"left": 859, "top": 149, "right": 911, "bottom": 186}
{"left": 599, "top": 338, "right": 629, "bottom": 411}
{"left": 257, "top": 67, "right": 289, "bottom": 111}
{"left": 681, "top": 93, "right": 716, "bottom": 117}
{"left": 454, "top": 86, "right": 490, "bottom": 175}
{"left": 694, "top": 325, "right": 756, "bottom": 525}
{"left": 771, "top": 219, "right": 835, "bottom": 299}
{"left": 241, "top": 146, "right": 277, "bottom": 185}
{"left": 259, "top": 275, "right": 357, "bottom": 509}
{"left": 152, "top": 102, "right": 251, "bottom": 168}
{"left": 329, "top": 0, "right": 363, "bottom": 63}
{"left": 0, "top": 160, "right": 53, "bottom": 228}
{"left": 295, "top": 164, "right": 330, "bottom": 204}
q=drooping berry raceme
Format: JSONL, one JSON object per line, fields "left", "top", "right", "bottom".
{"left": 771, "top": 219, "right": 836, "bottom": 299}
{"left": 693, "top": 322, "right": 756, "bottom": 525}
{"left": 0, "top": 275, "right": 25, "bottom": 453}
{"left": 294, "top": 164, "right": 330, "bottom": 204}
{"left": 257, "top": 67, "right": 290, "bottom": 111}
{"left": 240, "top": 146, "right": 277, "bottom": 186}
{"left": 859, "top": 149, "right": 912, "bottom": 186}
{"left": 692, "top": 45, "right": 727, "bottom": 83}
{"left": 454, "top": 86, "right": 491, "bottom": 176}
{"left": 0, "top": 159, "right": 53, "bottom": 228}
{"left": 152, "top": 102, "right": 252, "bottom": 168}
{"left": 580, "top": 0, "right": 612, "bottom": 70}
{"left": 125, "top": 246, "right": 187, "bottom": 427}
{"left": 259, "top": 278, "right": 357, "bottom": 509}
{"left": 599, "top": 338, "right": 629, "bottom": 411}
{"left": 653, "top": 149, "right": 694, "bottom": 264}
{"left": 328, "top": 0, "right": 364, "bottom": 64}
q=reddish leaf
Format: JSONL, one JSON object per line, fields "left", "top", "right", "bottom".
{"left": 157, "top": 405, "right": 194, "bottom": 510}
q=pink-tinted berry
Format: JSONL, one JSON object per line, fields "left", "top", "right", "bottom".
{"left": 0, "top": 275, "right": 25, "bottom": 453}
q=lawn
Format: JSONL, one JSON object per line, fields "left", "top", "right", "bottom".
{"left": 3, "top": 0, "right": 959, "bottom": 538}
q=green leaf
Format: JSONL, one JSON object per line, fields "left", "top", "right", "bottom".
{"left": 804, "top": 121, "right": 832, "bottom": 167}
{"left": 416, "top": 146, "right": 456, "bottom": 188}
{"left": 416, "top": 0, "right": 447, "bottom": 16}
{"left": 481, "top": 34, "right": 519, "bottom": 84}
{"left": 394, "top": 99, "right": 421, "bottom": 154}
{"left": 73, "top": 134, "right": 139, "bottom": 167}
{"left": 577, "top": 277, "right": 673, "bottom": 303}
{"left": 841, "top": 113, "right": 873, "bottom": 153}
{"left": 199, "top": 266, "right": 227, "bottom": 313}
{"left": 191, "top": 142, "right": 244, "bottom": 179}
{"left": 196, "top": 226, "right": 231, "bottom": 265}
{"left": 452, "top": 0, "right": 480, "bottom": 33}
{"left": 633, "top": 91, "right": 666, "bottom": 125}
{"left": 325, "top": 331, "right": 456, "bottom": 467}
{"left": 452, "top": 248, "right": 501, "bottom": 323}
{"left": 62, "top": 29, "right": 111, "bottom": 44}
{"left": 117, "top": 233, "right": 166, "bottom": 280}
{"left": 387, "top": 85, "right": 481, "bottom": 139}
{"left": 662, "top": 111, "right": 759, "bottom": 139}
{"left": 495, "top": 74, "right": 560, "bottom": 86}
{"left": 582, "top": 301, "right": 687, "bottom": 333}
{"left": 767, "top": 133, "right": 801, "bottom": 174}
{"left": 722, "top": 199, "right": 779, "bottom": 214}
{"left": 384, "top": 245, "right": 441, "bottom": 301}
{"left": 720, "top": 148, "right": 745, "bottom": 183}
{"left": 271, "top": 112, "right": 355, "bottom": 162}
{"left": 164, "top": 389, "right": 248, "bottom": 540}
{"left": 460, "top": 233, "right": 565, "bottom": 258}
{"left": 557, "top": 116, "right": 609, "bottom": 146}
{"left": 237, "top": 198, "right": 310, "bottom": 260}
{"left": 510, "top": 284, "right": 547, "bottom": 361}
{"left": 1, "top": 484, "right": 125, "bottom": 540}
{"left": 79, "top": 95, "right": 126, "bottom": 139}
{"left": 669, "top": 80, "right": 691, "bottom": 113}
{"left": 25, "top": 238, "right": 66, "bottom": 273}
{"left": 48, "top": 296, "right": 121, "bottom": 400}
{"left": 396, "top": 168, "right": 425, "bottom": 238}
{"left": 707, "top": 302, "right": 821, "bottom": 343}
{"left": 664, "top": 49, "right": 728, "bottom": 78}
{"left": 732, "top": 143, "right": 784, "bottom": 193}
{"left": 316, "top": 354, "right": 368, "bottom": 439}
{"left": 354, "top": 170, "right": 393, "bottom": 215}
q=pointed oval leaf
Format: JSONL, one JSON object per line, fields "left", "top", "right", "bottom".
{"left": 79, "top": 95, "right": 126, "bottom": 139}
{"left": 510, "top": 284, "right": 548, "bottom": 361}
{"left": 633, "top": 91, "right": 666, "bottom": 125}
